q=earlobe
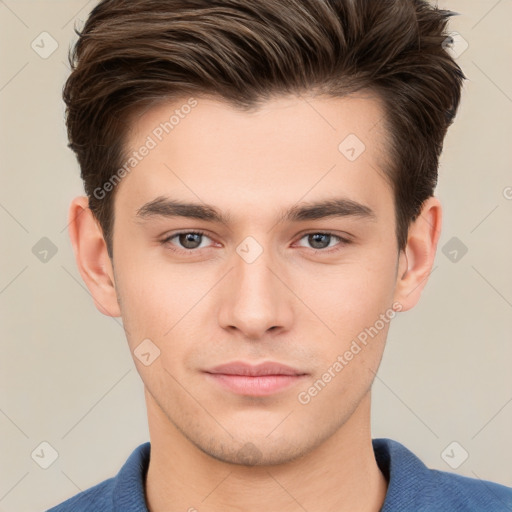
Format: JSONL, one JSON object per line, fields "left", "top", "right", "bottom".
{"left": 68, "top": 196, "right": 121, "bottom": 317}
{"left": 393, "top": 196, "right": 442, "bottom": 312}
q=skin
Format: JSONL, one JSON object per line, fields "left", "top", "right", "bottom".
{"left": 68, "top": 93, "right": 442, "bottom": 512}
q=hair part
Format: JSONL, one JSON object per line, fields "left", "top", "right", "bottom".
{"left": 63, "top": 0, "right": 465, "bottom": 257}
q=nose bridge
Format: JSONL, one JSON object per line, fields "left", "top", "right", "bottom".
{"left": 218, "top": 236, "right": 292, "bottom": 338}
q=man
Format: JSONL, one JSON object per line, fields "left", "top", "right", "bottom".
{"left": 49, "top": 0, "right": 512, "bottom": 510}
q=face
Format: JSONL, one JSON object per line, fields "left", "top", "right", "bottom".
{"left": 110, "top": 93, "right": 403, "bottom": 465}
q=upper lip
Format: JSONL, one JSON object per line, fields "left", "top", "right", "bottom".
{"left": 205, "top": 361, "right": 307, "bottom": 376}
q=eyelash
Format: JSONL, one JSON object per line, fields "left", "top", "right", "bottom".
{"left": 160, "top": 230, "right": 352, "bottom": 256}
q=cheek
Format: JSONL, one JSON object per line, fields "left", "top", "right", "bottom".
{"left": 113, "top": 252, "right": 216, "bottom": 364}
{"left": 291, "top": 249, "right": 397, "bottom": 383}
{"left": 113, "top": 259, "right": 174, "bottom": 346}
{"left": 114, "top": 225, "right": 397, "bottom": 358}
{"left": 297, "top": 254, "right": 396, "bottom": 333}
{"left": 114, "top": 269, "right": 195, "bottom": 393}
{"left": 296, "top": 280, "right": 394, "bottom": 412}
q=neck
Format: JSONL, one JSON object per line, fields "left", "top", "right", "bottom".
{"left": 144, "top": 390, "right": 387, "bottom": 512}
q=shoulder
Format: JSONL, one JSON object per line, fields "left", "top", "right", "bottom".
{"left": 373, "top": 438, "right": 512, "bottom": 511}
{"left": 45, "top": 442, "right": 151, "bottom": 512}
{"left": 427, "top": 466, "right": 512, "bottom": 509}
{"left": 46, "top": 478, "right": 114, "bottom": 511}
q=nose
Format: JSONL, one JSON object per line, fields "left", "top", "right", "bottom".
{"left": 217, "top": 244, "right": 293, "bottom": 341}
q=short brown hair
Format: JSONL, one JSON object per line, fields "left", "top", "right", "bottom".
{"left": 63, "top": 0, "right": 465, "bottom": 256}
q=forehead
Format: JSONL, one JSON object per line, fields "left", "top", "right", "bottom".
{"left": 116, "top": 93, "right": 394, "bottom": 227}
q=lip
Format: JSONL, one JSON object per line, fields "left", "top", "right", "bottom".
{"left": 203, "top": 361, "right": 308, "bottom": 396}
{"left": 206, "top": 361, "right": 306, "bottom": 376}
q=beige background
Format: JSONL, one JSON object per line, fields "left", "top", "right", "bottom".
{"left": 0, "top": 1, "right": 511, "bottom": 510}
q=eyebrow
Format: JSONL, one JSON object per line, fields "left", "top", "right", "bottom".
{"left": 136, "top": 196, "right": 377, "bottom": 225}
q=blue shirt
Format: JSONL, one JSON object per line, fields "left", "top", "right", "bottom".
{"left": 47, "top": 438, "right": 512, "bottom": 511}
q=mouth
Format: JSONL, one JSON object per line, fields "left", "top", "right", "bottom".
{"left": 203, "top": 361, "right": 308, "bottom": 396}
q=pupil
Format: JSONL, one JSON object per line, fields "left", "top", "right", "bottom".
{"left": 310, "top": 233, "right": 329, "bottom": 249}
{"left": 180, "top": 233, "right": 201, "bottom": 249}
{"left": 177, "top": 233, "right": 331, "bottom": 250}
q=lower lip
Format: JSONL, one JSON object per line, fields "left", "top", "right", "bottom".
{"left": 204, "top": 373, "right": 307, "bottom": 396}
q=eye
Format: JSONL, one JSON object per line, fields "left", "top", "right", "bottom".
{"left": 161, "top": 230, "right": 213, "bottom": 252}
{"left": 295, "top": 232, "right": 351, "bottom": 252}
{"left": 160, "top": 230, "right": 351, "bottom": 256}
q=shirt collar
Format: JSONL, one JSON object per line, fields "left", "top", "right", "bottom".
{"left": 110, "top": 438, "right": 427, "bottom": 511}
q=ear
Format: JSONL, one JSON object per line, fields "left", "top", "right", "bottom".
{"left": 68, "top": 196, "right": 121, "bottom": 317}
{"left": 393, "top": 196, "right": 442, "bottom": 312}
